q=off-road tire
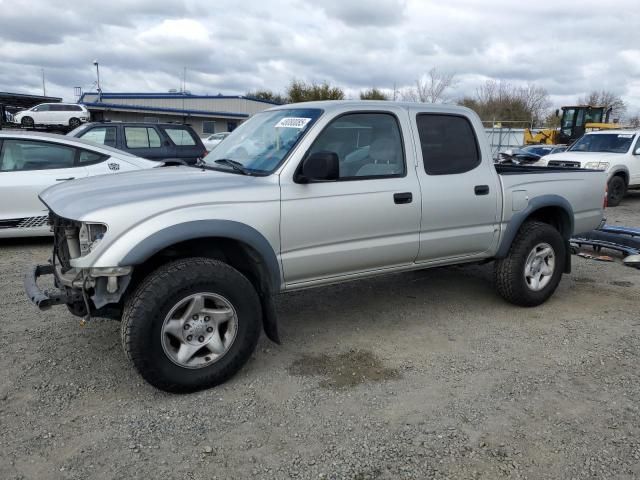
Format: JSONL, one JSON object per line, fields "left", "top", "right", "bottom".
{"left": 495, "top": 221, "right": 565, "bottom": 307}
{"left": 68, "top": 117, "right": 81, "bottom": 128}
{"left": 21, "top": 116, "right": 34, "bottom": 127}
{"left": 607, "top": 175, "right": 626, "bottom": 207}
{"left": 121, "top": 257, "right": 261, "bottom": 393}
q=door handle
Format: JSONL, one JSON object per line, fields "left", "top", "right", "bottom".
{"left": 55, "top": 177, "right": 75, "bottom": 181}
{"left": 474, "top": 185, "right": 489, "bottom": 195}
{"left": 393, "top": 192, "right": 413, "bottom": 204}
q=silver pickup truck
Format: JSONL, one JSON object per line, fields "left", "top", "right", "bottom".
{"left": 25, "top": 101, "right": 606, "bottom": 392}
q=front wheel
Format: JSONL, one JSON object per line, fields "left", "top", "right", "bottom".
{"left": 607, "top": 175, "right": 626, "bottom": 207}
{"left": 21, "top": 116, "right": 34, "bottom": 127}
{"left": 121, "top": 257, "right": 262, "bottom": 392}
{"left": 495, "top": 221, "right": 566, "bottom": 307}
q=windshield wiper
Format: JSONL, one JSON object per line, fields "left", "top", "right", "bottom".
{"left": 214, "top": 158, "right": 252, "bottom": 175}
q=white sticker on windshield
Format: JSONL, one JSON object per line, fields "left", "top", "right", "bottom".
{"left": 275, "top": 117, "right": 311, "bottom": 129}
{"left": 618, "top": 134, "right": 634, "bottom": 138}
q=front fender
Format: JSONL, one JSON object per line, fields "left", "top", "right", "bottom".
{"left": 118, "top": 220, "right": 282, "bottom": 292}
{"left": 80, "top": 219, "right": 281, "bottom": 293}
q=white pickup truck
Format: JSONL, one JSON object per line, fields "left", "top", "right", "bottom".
{"left": 25, "top": 101, "right": 607, "bottom": 392}
{"left": 536, "top": 129, "right": 640, "bottom": 206}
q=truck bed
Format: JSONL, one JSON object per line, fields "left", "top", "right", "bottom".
{"left": 495, "top": 163, "right": 606, "bottom": 237}
{"left": 495, "top": 164, "right": 597, "bottom": 175}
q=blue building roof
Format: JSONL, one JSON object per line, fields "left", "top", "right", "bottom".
{"left": 78, "top": 92, "right": 280, "bottom": 105}
{"left": 82, "top": 101, "right": 250, "bottom": 119}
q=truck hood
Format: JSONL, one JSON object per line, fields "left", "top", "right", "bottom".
{"left": 39, "top": 166, "right": 279, "bottom": 221}
{"left": 537, "top": 151, "right": 625, "bottom": 166}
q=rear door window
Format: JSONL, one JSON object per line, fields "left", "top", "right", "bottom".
{"left": 79, "top": 126, "right": 118, "bottom": 148}
{"left": 416, "top": 114, "right": 480, "bottom": 175}
{"left": 125, "top": 127, "right": 162, "bottom": 148}
{"left": 164, "top": 127, "right": 197, "bottom": 146}
{"left": 78, "top": 150, "right": 108, "bottom": 165}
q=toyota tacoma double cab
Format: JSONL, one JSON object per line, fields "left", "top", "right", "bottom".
{"left": 25, "top": 101, "right": 607, "bottom": 392}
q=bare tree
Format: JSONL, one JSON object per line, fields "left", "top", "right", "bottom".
{"left": 628, "top": 113, "right": 640, "bottom": 128}
{"left": 578, "top": 90, "right": 627, "bottom": 121}
{"left": 458, "top": 80, "right": 551, "bottom": 126}
{"left": 402, "top": 68, "right": 456, "bottom": 103}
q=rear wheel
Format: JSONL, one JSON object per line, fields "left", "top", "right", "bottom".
{"left": 607, "top": 175, "right": 626, "bottom": 207}
{"left": 68, "top": 117, "right": 81, "bottom": 128}
{"left": 121, "top": 257, "right": 261, "bottom": 393}
{"left": 495, "top": 221, "right": 566, "bottom": 307}
{"left": 21, "top": 116, "right": 34, "bottom": 127}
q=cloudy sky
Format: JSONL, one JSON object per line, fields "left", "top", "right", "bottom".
{"left": 1, "top": 0, "right": 639, "bottom": 113}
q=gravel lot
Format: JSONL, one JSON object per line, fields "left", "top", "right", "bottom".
{"left": 1, "top": 193, "right": 639, "bottom": 480}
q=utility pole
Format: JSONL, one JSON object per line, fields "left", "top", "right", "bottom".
{"left": 41, "top": 68, "right": 46, "bottom": 96}
{"left": 93, "top": 60, "right": 101, "bottom": 102}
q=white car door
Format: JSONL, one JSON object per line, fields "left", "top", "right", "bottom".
{"left": 31, "top": 104, "right": 53, "bottom": 125}
{"left": 0, "top": 138, "right": 88, "bottom": 222}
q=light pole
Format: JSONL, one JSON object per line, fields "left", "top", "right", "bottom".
{"left": 93, "top": 60, "right": 101, "bottom": 102}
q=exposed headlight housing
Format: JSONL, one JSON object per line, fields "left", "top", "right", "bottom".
{"left": 78, "top": 222, "right": 107, "bottom": 256}
{"left": 584, "top": 161, "right": 610, "bottom": 170}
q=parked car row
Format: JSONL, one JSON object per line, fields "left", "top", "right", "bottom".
{"left": 497, "top": 145, "right": 567, "bottom": 165}
{"left": 68, "top": 122, "right": 208, "bottom": 164}
{"left": 0, "top": 131, "right": 159, "bottom": 237}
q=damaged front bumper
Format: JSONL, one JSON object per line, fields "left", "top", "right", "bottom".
{"left": 24, "top": 264, "right": 84, "bottom": 310}
{"left": 24, "top": 263, "right": 132, "bottom": 311}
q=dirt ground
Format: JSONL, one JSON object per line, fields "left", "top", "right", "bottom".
{"left": 1, "top": 192, "right": 639, "bottom": 480}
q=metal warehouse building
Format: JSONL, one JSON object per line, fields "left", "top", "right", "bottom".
{"left": 79, "top": 92, "right": 278, "bottom": 137}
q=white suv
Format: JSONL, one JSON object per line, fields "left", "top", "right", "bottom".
{"left": 536, "top": 129, "right": 640, "bottom": 206}
{"left": 14, "top": 103, "right": 90, "bottom": 128}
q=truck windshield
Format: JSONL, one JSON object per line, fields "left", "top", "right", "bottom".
{"left": 569, "top": 133, "right": 635, "bottom": 154}
{"left": 204, "top": 108, "right": 323, "bottom": 174}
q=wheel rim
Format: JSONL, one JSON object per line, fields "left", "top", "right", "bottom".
{"left": 161, "top": 292, "right": 238, "bottom": 369}
{"left": 524, "top": 242, "right": 555, "bottom": 291}
{"left": 70, "top": 118, "right": 80, "bottom": 127}
{"left": 610, "top": 180, "right": 624, "bottom": 201}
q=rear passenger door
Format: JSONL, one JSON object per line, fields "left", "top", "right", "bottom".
{"left": 411, "top": 112, "right": 500, "bottom": 262}
{"left": 77, "top": 125, "right": 119, "bottom": 148}
{"left": 162, "top": 126, "right": 202, "bottom": 163}
{"left": 123, "top": 126, "right": 166, "bottom": 161}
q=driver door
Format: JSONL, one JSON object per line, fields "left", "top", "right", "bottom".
{"left": 279, "top": 110, "right": 421, "bottom": 287}
{"left": 0, "top": 139, "right": 88, "bottom": 222}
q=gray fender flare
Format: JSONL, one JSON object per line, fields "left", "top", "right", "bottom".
{"left": 496, "top": 195, "right": 574, "bottom": 272}
{"left": 608, "top": 167, "right": 630, "bottom": 185}
{"left": 119, "top": 219, "right": 281, "bottom": 292}
{"left": 119, "top": 220, "right": 282, "bottom": 343}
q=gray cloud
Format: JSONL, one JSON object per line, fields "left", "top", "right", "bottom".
{"left": 0, "top": 0, "right": 638, "bottom": 113}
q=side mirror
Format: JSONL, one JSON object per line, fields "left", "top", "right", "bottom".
{"left": 297, "top": 151, "right": 339, "bottom": 183}
{"left": 634, "top": 147, "right": 640, "bottom": 155}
